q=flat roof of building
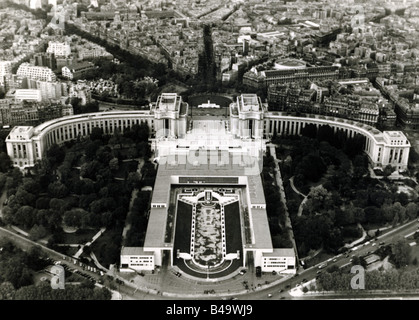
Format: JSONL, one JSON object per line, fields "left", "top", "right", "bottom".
{"left": 121, "top": 247, "right": 154, "bottom": 256}
{"left": 249, "top": 208, "right": 273, "bottom": 250}
{"left": 143, "top": 207, "right": 169, "bottom": 248}
{"left": 263, "top": 248, "right": 295, "bottom": 257}
{"left": 156, "top": 93, "right": 181, "bottom": 112}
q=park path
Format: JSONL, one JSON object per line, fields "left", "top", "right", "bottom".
{"left": 73, "top": 227, "right": 106, "bottom": 259}
{"left": 289, "top": 176, "right": 308, "bottom": 217}
{"left": 344, "top": 223, "right": 367, "bottom": 248}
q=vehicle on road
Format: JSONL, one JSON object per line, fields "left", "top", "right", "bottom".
{"left": 239, "top": 269, "right": 247, "bottom": 275}
{"left": 332, "top": 258, "right": 337, "bottom": 262}
{"left": 267, "top": 293, "right": 272, "bottom": 298}
{"left": 318, "top": 263, "right": 327, "bottom": 269}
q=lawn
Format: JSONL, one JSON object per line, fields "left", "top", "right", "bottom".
{"left": 224, "top": 201, "right": 242, "bottom": 255}
{"left": 173, "top": 200, "right": 193, "bottom": 256}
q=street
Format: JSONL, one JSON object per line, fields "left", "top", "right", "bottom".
{"left": 235, "top": 218, "right": 419, "bottom": 300}
{"left": 0, "top": 212, "right": 418, "bottom": 300}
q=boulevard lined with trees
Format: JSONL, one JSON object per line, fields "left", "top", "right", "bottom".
{"left": 316, "top": 238, "right": 419, "bottom": 292}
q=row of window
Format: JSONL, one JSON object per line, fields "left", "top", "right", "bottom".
{"left": 12, "top": 143, "right": 27, "bottom": 159}
{"left": 129, "top": 256, "right": 153, "bottom": 260}
{"left": 44, "top": 118, "right": 154, "bottom": 149}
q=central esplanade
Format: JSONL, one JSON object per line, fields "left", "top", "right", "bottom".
{"left": 6, "top": 92, "right": 410, "bottom": 171}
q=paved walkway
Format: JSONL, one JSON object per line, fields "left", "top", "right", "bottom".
{"left": 343, "top": 223, "right": 367, "bottom": 248}
{"left": 73, "top": 227, "right": 106, "bottom": 259}
{"left": 289, "top": 176, "right": 308, "bottom": 217}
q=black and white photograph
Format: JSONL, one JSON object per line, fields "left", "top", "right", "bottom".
{"left": 0, "top": 0, "right": 418, "bottom": 313}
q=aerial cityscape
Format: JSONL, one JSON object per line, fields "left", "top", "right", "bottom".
{"left": 1, "top": 0, "right": 419, "bottom": 306}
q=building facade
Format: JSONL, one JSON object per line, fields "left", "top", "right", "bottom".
{"left": 16, "top": 63, "right": 57, "bottom": 82}
{"left": 46, "top": 41, "right": 72, "bottom": 58}
{"left": 243, "top": 65, "right": 340, "bottom": 91}
{"left": 62, "top": 62, "right": 95, "bottom": 80}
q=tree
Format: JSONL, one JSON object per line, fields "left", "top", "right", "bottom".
{"left": 127, "top": 172, "right": 141, "bottom": 189}
{"left": 29, "top": 224, "right": 48, "bottom": 241}
{"left": 0, "top": 152, "right": 11, "bottom": 172}
{"left": 391, "top": 238, "right": 412, "bottom": 268}
{"left": 0, "top": 282, "right": 15, "bottom": 300}
{"left": 109, "top": 158, "right": 119, "bottom": 171}
{"left": 80, "top": 160, "right": 101, "bottom": 180}
{"left": 13, "top": 188, "right": 36, "bottom": 207}
{"left": 90, "top": 127, "right": 103, "bottom": 142}
{"left": 13, "top": 206, "right": 36, "bottom": 229}
{"left": 48, "top": 181, "right": 69, "bottom": 199}
{"left": 395, "top": 190, "right": 410, "bottom": 206}
{"left": 26, "top": 246, "right": 47, "bottom": 271}
{"left": 63, "top": 209, "right": 87, "bottom": 228}
{"left": 85, "top": 140, "right": 102, "bottom": 161}
{"left": 132, "top": 77, "right": 158, "bottom": 100}
{"left": 305, "top": 185, "right": 333, "bottom": 214}
{"left": 46, "top": 144, "right": 65, "bottom": 168}
{"left": 406, "top": 202, "right": 418, "bottom": 220}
